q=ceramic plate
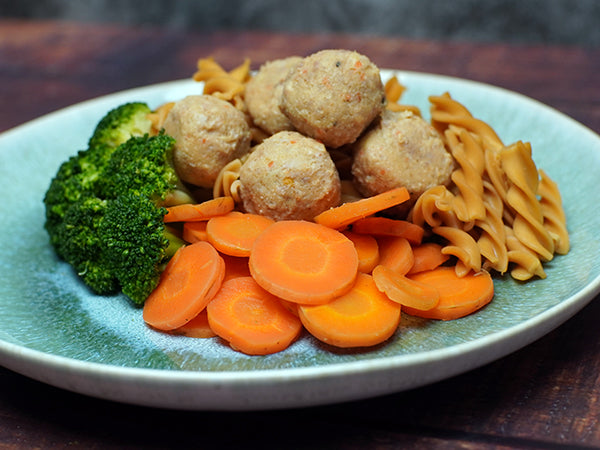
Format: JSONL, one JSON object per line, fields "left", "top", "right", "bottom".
{"left": 1, "top": 71, "right": 599, "bottom": 411}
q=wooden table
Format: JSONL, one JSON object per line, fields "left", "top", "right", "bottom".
{"left": 1, "top": 19, "right": 599, "bottom": 449}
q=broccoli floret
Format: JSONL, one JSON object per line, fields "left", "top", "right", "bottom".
{"left": 88, "top": 102, "right": 152, "bottom": 150}
{"left": 99, "top": 192, "right": 184, "bottom": 305}
{"left": 53, "top": 197, "right": 120, "bottom": 295}
{"left": 43, "top": 103, "right": 189, "bottom": 305}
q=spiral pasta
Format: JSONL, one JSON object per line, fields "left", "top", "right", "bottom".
{"left": 408, "top": 92, "right": 568, "bottom": 280}
{"left": 193, "top": 57, "right": 251, "bottom": 111}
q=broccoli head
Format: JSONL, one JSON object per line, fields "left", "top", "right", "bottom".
{"left": 53, "top": 197, "right": 120, "bottom": 295}
{"left": 88, "top": 102, "right": 152, "bottom": 150}
{"left": 44, "top": 103, "right": 190, "bottom": 304}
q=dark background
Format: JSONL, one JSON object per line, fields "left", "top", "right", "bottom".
{"left": 1, "top": 0, "right": 599, "bottom": 46}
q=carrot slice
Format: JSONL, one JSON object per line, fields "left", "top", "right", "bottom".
{"left": 143, "top": 241, "right": 225, "bottom": 330}
{"left": 372, "top": 264, "right": 440, "bottom": 310}
{"left": 206, "top": 277, "right": 302, "bottom": 355}
{"left": 352, "top": 216, "right": 424, "bottom": 245}
{"left": 298, "top": 273, "right": 401, "bottom": 348}
{"left": 402, "top": 266, "right": 494, "bottom": 320}
{"left": 377, "top": 236, "right": 414, "bottom": 276}
{"left": 249, "top": 220, "right": 359, "bottom": 304}
{"left": 207, "top": 211, "right": 275, "bottom": 257}
{"left": 182, "top": 221, "right": 208, "bottom": 243}
{"left": 342, "top": 230, "right": 380, "bottom": 273}
{"left": 163, "top": 196, "right": 235, "bottom": 223}
{"left": 170, "top": 309, "right": 216, "bottom": 338}
{"left": 314, "top": 187, "right": 410, "bottom": 230}
{"left": 221, "top": 253, "right": 252, "bottom": 281}
{"left": 408, "top": 243, "right": 450, "bottom": 274}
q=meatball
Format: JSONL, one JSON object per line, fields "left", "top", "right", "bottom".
{"left": 351, "top": 109, "right": 454, "bottom": 209}
{"left": 280, "top": 49, "right": 385, "bottom": 148}
{"left": 239, "top": 131, "right": 341, "bottom": 221}
{"left": 163, "top": 94, "right": 251, "bottom": 188}
{"left": 245, "top": 56, "right": 302, "bottom": 135}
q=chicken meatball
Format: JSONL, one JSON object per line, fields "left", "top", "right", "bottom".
{"left": 351, "top": 109, "right": 454, "bottom": 210}
{"left": 280, "top": 49, "right": 385, "bottom": 148}
{"left": 163, "top": 95, "right": 251, "bottom": 188}
{"left": 245, "top": 56, "right": 302, "bottom": 135}
{"left": 239, "top": 131, "right": 341, "bottom": 221}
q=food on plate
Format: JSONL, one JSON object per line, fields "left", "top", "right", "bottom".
{"left": 238, "top": 130, "right": 342, "bottom": 221}
{"left": 43, "top": 50, "right": 570, "bottom": 357}
{"left": 245, "top": 56, "right": 303, "bottom": 135}
{"left": 351, "top": 109, "right": 454, "bottom": 214}
{"left": 44, "top": 105, "right": 195, "bottom": 304}
{"left": 163, "top": 94, "right": 252, "bottom": 188}
{"left": 280, "top": 49, "right": 385, "bottom": 148}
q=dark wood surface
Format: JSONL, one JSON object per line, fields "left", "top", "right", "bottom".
{"left": 1, "top": 19, "right": 599, "bottom": 449}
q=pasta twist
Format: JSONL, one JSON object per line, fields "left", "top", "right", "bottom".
{"left": 476, "top": 181, "right": 509, "bottom": 274}
{"left": 445, "top": 126, "right": 486, "bottom": 223}
{"left": 193, "top": 57, "right": 251, "bottom": 111}
{"left": 538, "top": 169, "right": 570, "bottom": 255}
{"left": 213, "top": 158, "right": 243, "bottom": 203}
{"left": 501, "top": 142, "right": 555, "bottom": 261}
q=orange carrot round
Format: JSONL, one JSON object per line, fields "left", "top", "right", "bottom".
{"left": 163, "top": 196, "right": 235, "bottom": 223}
{"left": 170, "top": 309, "right": 216, "bottom": 338}
{"left": 352, "top": 216, "right": 424, "bottom": 245}
{"left": 314, "top": 186, "right": 410, "bottom": 230}
{"left": 298, "top": 273, "right": 401, "bottom": 348}
{"left": 207, "top": 211, "right": 274, "bottom": 257}
{"left": 402, "top": 266, "right": 494, "bottom": 320}
{"left": 249, "top": 220, "right": 359, "bottom": 304}
{"left": 377, "top": 236, "right": 414, "bottom": 275}
{"left": 143, "top": 241, "right": 225, "bottom": 330}
{"left": 182, "top": 221, "right": 208, "bottom": 243}
{"left": 206, "top": 277, "right": 302, "bottom": 355}
{"left": 408, "top": 243, "right": 450, "bottom": 274}
{"left": 372, "top": 264, "right": 440, "bottom": 311}
{"left": 342, "top": 230, "right": 380, "bottom": 273}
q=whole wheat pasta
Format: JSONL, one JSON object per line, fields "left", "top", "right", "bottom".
{"left": 476, "top": 180, "right": 509, "bottom": 274}
{"left": 445, "top": 126, "right": 486, "bottom": 223}
{"left": 505, "top": 225, "right": 547, "bottom": 280}
{"left": 433, "top": 226, "right": 482, "bottom": 276}
{"left": 501, "top": 141, "right": 555, "bottom": 261}
{"left": 538, "top": 169, "right": 570, "bottom": 255}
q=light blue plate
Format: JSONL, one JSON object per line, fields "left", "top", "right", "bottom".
{"left": 1, "top": 71, "right": 599, "bottom": 410}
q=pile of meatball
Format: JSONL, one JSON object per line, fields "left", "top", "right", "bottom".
{"left": 163, "top": 49, "right": 455, "bottom": 221}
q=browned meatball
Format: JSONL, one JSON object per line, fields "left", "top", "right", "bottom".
{"left": 239, "top": 131, "right": 341, "bottom": 221}
{"left": 280, "top": 49, "right": 385, "bottom": 148}
{"left": 245, "top": 56, "right": 302, "bottom": 135}
{"left": 163, "top": 95, "right": 251, "bottom": 188}
{"left": 351, "top": 109, "right": 454, "bottom": 207}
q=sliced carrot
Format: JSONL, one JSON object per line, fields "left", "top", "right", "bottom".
{"left": 352, "top": 216, "right": 424, "bottom": 245}
{"left": 163, "top": 196, "right": 235, "bottom": 223}
{"left": 170, "top": 309, "right": 216, "bottom": 338}
{"left": 182, "top": 221, "right": 208, "bottom": 243}
{"left": 402, "top": 266, "right": 494, "bottom": 320}
{"left": 143, "top": 241, "right": 225, "bottom": 330}
{"left": 206, "top": 276, "right": 302, "bottom": 355}
{"left": 342, "top": 230, "right": 380, "bottom": 273}
{"left": 298, "top": 273, "right": 401, "bottom": 348}
{"left": 249, "top": 220, "right": 359, "bottom": 304}
{"left": 377, "top": 236, "right": 414, "bottom": 276}
{"left": 408, "top": 242, "right": 450, "bottom": 274}
{"left": 207, "top": 211, "right": 275, "bottom": 257}
{"left": 220, "top": 253, "right": 252, "bottom": 281}
{"left": 314, "top": 187, "right": 410, "bottom": 230}
{"left": 372, "top": 264, "right": 440, "bottom": 310}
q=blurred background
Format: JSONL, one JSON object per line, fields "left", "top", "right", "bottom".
{"left": 1, "top": 0, "right": 599, "bottom": 46}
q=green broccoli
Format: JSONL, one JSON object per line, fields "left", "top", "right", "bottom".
{"left": 44, "top": 102, "right": 191, "bottom": 304}
{"left": 88, "top": 101, "right": 152, "bottom": 150}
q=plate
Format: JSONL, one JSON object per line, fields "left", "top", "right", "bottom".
{"left": 1, "top": 71, "right": 599, "bottom": 411}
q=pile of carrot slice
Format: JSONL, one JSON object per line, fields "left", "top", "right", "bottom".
{"left": 143, "top": 187, "right": 494, "bottom": 356}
